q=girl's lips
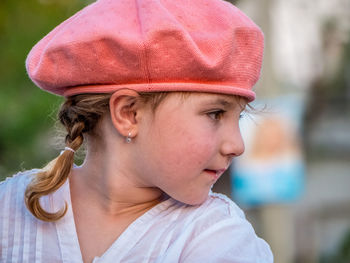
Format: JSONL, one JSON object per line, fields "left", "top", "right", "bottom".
{"left": 204, "top": 169, "right": 225, "bottom": 180}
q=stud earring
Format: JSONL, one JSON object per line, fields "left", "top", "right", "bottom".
{"left": 126, "top": 132, "right": 132, "bottom": 143}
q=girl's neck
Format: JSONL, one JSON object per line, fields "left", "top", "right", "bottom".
{"left": 69, "top": 153, "right": 163, "bottom": 217}
{"left": 68, "top": 155, "right": 164, "bottom": 263}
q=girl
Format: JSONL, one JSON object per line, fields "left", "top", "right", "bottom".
{"left": 0, "top": 0, "right": 273, "bottom": 262}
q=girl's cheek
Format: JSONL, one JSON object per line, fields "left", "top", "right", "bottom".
{"left": 184, "top": 136, "right": 216, "bottom": 163}
{"left": 160, "top": 136, "right": 212, "bottom": 168}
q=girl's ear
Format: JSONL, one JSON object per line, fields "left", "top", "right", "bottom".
{"left": 109, "top": 89, "right": 142, "bottom": 138}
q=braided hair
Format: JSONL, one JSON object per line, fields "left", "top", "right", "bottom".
{"left": 25, "top": 94, "right": 111, "bottom": 222}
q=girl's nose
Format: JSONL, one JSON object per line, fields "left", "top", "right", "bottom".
{"left": 220, "top": 126, "right": 245, "bottom": 157}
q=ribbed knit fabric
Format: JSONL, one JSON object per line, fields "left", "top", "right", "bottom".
{"left": 26, "top": 0, "right": 264, "bottom": 101}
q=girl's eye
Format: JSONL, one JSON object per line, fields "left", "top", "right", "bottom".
{"left": 207, "top": 110, "right": 225, "bottom": 121}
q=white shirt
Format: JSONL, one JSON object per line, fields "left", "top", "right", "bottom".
{"left": 0, "top": 169, "right": 273, "bottom": 263}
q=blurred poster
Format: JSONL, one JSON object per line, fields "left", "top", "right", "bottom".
{"left": 231, "top": 95, "right": 305, "bottom": 206}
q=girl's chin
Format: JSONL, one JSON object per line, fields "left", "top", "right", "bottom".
{"left": 173, "top": 192, "right": 210, "bottom": 206}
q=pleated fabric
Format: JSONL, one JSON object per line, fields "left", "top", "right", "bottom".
{"left": 0, "top": 170, "right": 64, "bottom": 263}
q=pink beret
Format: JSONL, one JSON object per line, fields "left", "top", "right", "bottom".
{"left": 26, "top": 0, "right": 264, "bottom": 101}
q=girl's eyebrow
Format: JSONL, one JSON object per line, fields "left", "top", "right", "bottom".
{"left": 199, "top": 98, "right": 237, "bottom": 109}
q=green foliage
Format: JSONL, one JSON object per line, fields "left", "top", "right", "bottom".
{"left": 0, "top": 0, "right": 89, "bottom": 179}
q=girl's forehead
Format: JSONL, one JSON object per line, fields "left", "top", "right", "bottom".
{"left": 176, "top": 92, "right": 248, "bottom": 109}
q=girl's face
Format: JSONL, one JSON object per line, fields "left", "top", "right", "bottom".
{"left": 133, "top": 93, "right": 246, "bottom": 205}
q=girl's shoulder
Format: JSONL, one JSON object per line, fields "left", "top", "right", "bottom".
{"left": 170, "top": 191, "right": 247, "bottom": 227}
{"left": 161, "top": 192, "right": 251, "bottom": 244}
{"left": 158, "top": 193, "right": 273, "bottom": 262}
{"left": 0, "top": 169, "right": 38, "bottom": 189}
{"left": 204, "top": 191, "right": 247, "bottom": 219}
{"left": 0, "top": 169, "right": 39, "bottom": 208}
{"left": 185, "top": 193, "right": 273, "bottom": 262}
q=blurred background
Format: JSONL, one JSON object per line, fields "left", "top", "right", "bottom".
{"left": 0, "top": 0, "right": 349, "bottom": 262}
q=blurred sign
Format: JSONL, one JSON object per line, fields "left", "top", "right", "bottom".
{"left": 231, "top": 95, "right": 305, "bottom": 206}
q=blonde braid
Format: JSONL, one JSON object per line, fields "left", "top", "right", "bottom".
{"left": 25, "top": 94, "right": 110, "bottom": 222}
